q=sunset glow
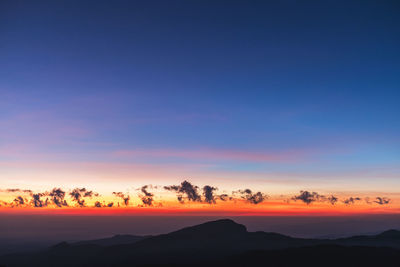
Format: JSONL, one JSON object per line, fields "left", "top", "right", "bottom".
{"left": 1, "top": 0, "right": 399, "bottom": 221}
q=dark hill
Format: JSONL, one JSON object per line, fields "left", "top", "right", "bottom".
{"left": 228, "top": 245, "right": 400, "bottom": 267}
{"left": 72, "top": 234, "right": 148, "bottom": 246}
{"left": 1, "top": 219, "right": 399, "bottom": 267}
{"left": 335, "top": 229, "right": 400, "bottom": 248}
{"left": 377, "top": 229, "right": 400, "bottom": 238}
{"left": 165, "top": 218, "right": 247, "bottom": 237}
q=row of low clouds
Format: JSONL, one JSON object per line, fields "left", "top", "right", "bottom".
{"left": 289, "top": 190, "right": 391, "bottom": 206}
{"left": 0, "top": 180, "right": 392, "bottom": 208}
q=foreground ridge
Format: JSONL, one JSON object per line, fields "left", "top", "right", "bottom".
{"left": 1, "top": 219, "right": 399, "bottom": 267}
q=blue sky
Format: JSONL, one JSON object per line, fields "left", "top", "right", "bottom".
{"left": 0, "top": 0, "right": 399, "bottom": 194}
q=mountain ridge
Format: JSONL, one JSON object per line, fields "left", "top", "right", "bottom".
{"left": 1, "top": 219, "right": 399, "bottom": 267}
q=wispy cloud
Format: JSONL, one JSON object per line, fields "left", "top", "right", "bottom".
{"left": 343, "top": 197, "right": 362, "bottom": 205}
{"left": 373, "top": 197, "right": 391, "bottom": 205}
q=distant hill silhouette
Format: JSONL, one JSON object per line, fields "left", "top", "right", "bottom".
{"left": 334, "top": 229, "right": 400, "bottom": 248}
{"left": 1, "top": 219, "right": 399, "bottom": 266}
{"left": 72, "top": 234, "right": 149, "bottom": 247}
{"left": 228, "top": 245, "right": 400, "bottom": 267}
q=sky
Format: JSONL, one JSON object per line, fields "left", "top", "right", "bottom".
{"left": 0, "top": 0, "right": 399, "bottom": 218}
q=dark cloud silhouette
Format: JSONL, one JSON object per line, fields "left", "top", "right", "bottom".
{"left": 83, "top": 190, "right": 99, "bottom": 198}
{"left": 326, "top": 195, "right": 338, "bottom": 205}
{"left": 139, "top": 185, "right": 154, "bottom": 206}
{"left": 48, "top": 188, "right": 68, "bottom": 207}
{"left": 202, "top": 186, "right": 228, "bottom": 204}
{"left": 203, "top": 185, "right": 217, "bottom": 204}
{"left": 343, "top": 197, "right": 361, "bottom": 205}
{"left": 70, "top": 189, "right": 86, "bottom": 207}
{"left": 236, "top": 189, "right": 267, "bottom": 204}
{"left": 374, "top": 197, "right": 391, "bottom": 205}
{"left": 94, "top": 201, "right": 114, "bottom": 208}
{"left": 4, "top": 188, "right": 68, "bottom": 208}
{"left": 164, "top": 180, "right": 201, "bottom": 203}
{"left": 164, "top": 185, "right": 179, "bottom": 191}
{"left": 1, "top": 184, "right": 387, "bottom": 210}
{"left": 5, "top": 189, "right": 19, "bottom": 193}
{"left": 31, "top": 193, "right": 47, "bottom": 207}
{"left": 218, "top": 194, "right": 229, "bottom": 201}
{"left": 141, "top": 186, "right": 153, "bottom": 197}
{"left": 112, "top": 192, "right": 130, "bottom": 206}
{"left": 4, "top": 189, "right": 32, "bottom": 194}
{"left": 316, "top": 195, "right": 338, "bottom": 205}
{"left": 69, "top": 188, "right": 99, "bottom": 207}
{"left": 13, "top": 196, "right": 26, "bottom": 206}
{"left": 140, "top": 197, "right": 153, "bottom": 206}
{"left": 292, "top": 191, "right": 323, "bottom": 205}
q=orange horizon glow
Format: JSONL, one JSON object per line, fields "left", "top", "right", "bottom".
{"left": 1, "top": 194, "right": 398, "bottom": 216}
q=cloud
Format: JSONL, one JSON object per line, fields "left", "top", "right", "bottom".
{"left": 13, "top": 196, "right": 26, "bottom": 206}
{"left": 164, "top": 181, "right": 268, "bottom": 205}
{"left": 4, "top": 188, "right": 32, "bottom": 194}
{"left": 112, "top": 192, "right": 130, "bottom": 206}
{"left": 374, "top": 197, "right": 391, "bottom": 205}
{"left": 235, "top": 189, "right": 267, "bottom": 204}
{"left": 31, "top": 193, "right": 48, "bottom": 207}
{"left": 204, "top": 188, "right": 229, "bottom": 203}
{"left": 0, "top": 183, "right": 391, "bottom": 210}
{"left": 218, "top": 194, "right": 229, "bottom": 201}
{"left": 292, "top": 191, "right": 323, "bottom": 205}
{"left": 326, "top": 195, "right": 338, "bottom": 205}
{"left": 94, "top": 201, "right": 114, "bottom": 208}
{"left": 312, "top": 194, "right": 338, "bottom": 205}
{"left": 164, "top": 180, "right": 201, "bottom": 203}
{"left": 83, "top": 190, "right": 99, "bottom": 198}
{"left": 4, "top": 188, "right": 69, "bottom": 208}
{"left": 203, "top": 185, "right": 217, "bottom": 204}
{"left": 70, "top": 189, "right": 86, "bottom": 207}
{"left": 69, "top": 188, "right": 99, "bottom": 207}
{"left": 343, "top": 197, "right": 362, "bottom": 205}
{"left": 139, "top": 185, "right": 154, "bottom": 206}
{"left": 289, "top": 192, "right": 341, "bottom": 206}
{"left": 48, "top": 188, "right": 68, "bottom": 207}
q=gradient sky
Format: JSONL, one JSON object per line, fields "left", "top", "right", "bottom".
{"left": 0, "top": 0, "right": 399, "bottom": 215}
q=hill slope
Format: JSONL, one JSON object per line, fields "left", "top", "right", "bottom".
{"left": 1, "top": 219, "right": 399, "bottom": 267}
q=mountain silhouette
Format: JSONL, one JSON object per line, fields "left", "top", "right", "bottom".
{"left": 162, "top": 218, "right": 247, "bottom": 237}
{"left": 334, "top": 229, "right": 400, "bottom": 248}
{"left": 71, "top": 234, "right": 149, "bottom": 247}
{"left": 1, "top": 219, "right": 399, "bottom": 267}
{"left": 377, "top": 229, "right": 400, "bottom": 238}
